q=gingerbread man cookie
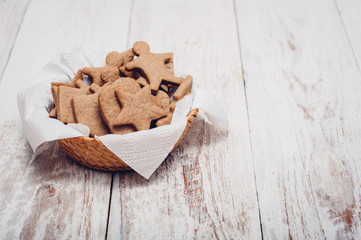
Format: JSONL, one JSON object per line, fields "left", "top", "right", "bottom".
{"left": 125, "top": 41, "right": 183, "bottom": 93}
{"left": 119, "top": 65, "right": 137, "bottom": 79}
{"left": 83, "top": 49, "right": 135, "bottom": 86}
{"left": 136, "top": 76, "right": 169, "bottom": 93}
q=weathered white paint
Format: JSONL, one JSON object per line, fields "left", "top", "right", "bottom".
{"left": 335, "top": 0, "right": 361, "bottom": 68}
{"left": 235, "top": 0, "right": 361, "bottom": 238}
{"left": 0, "top": 0, "right": 131, "bottom": 238}
{"left": 107, "top": 0, "right": 262, "bottom": 239}
{"left": 0, "top": 0, "right": 30, "bottom": 79}
{"left": 2, "top": 0, "right": 361, "bottom": 239}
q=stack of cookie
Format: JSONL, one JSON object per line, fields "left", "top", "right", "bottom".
{"left": 49, "top": 41, "right": 193, "bottom": 137}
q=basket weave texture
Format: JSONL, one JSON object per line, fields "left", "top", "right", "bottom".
{"left": 58, "top": 108, "right": 199, "bottom": 171}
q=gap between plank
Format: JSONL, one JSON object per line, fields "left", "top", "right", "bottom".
{"left": 0, "top": 0, "right": 32, "bottom": 83}
{"left": 126, "top": 0, "right": 135, "bottom": 49}
{"left": 332, "top": 0, "right": 360, "bottom": 71}
{"left": 105, "top": 173, "right": 115, "bottom": 240}
{"left": 105, "top": 1, "right": 135, "bottom": 238}
{"left": 231, "top": 0, "right": 264, "bottom": 239}
{"left": 231, "top": 1, "right": 326, "bottom": 237}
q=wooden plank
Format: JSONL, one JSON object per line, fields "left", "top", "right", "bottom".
{"left": 107, "top": 0, "right": 262, "bottom": 239}
{"left": 0, "top": 0, "right": 30, "bottom": 81}
{"left": 334, "top": 0, "right": 361, "bottom": 68}
{"left": 235, "top": 0, "right": 361, "bottom": 238}
{"left": 0, "top": 0, "right": 131, "bottom": 238}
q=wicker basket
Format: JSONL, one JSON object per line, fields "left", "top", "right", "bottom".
{"left": 57, "top": 108, "right": 199, "bottom": 171}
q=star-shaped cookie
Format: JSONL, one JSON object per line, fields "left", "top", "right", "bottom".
{"left": 113, "top": 85, "right": 167, "bottom": 131}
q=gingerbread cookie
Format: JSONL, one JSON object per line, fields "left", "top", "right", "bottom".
{"left": 153, "top": 90, "right": 170, "bottom": 111}
{"left": 51, "top": 69, "right": 83, "bottom": 87}
{"left": 56, "top": 80, "right": 91, "bottom": 123}
{"left": 115, "top": 48, "right": 135, "bottom": 65}
{"left": 165, "top": 57, "right": 174, "bottom": 74}
{"left": 119, "top": 55, "right": 174, "bottom": 79}
{"left": 49, "top": 107, "right": 57, "bottom": 118}
{"left": 120, "top": 66, "right": 169, "bottom": 93}
{"left": 82, "top": 67, "right": 106, "bottom": 86}
{"left": 125, "top": 41, "right": 183, "bottom": 93}
{"left": 156, "top": 77, "right": 192, "bottom": 127}
{"left": 137, "top": 76, "right": 168, "bottom": 93}
{"left": 114, "top": 85, "right": 167, "bottom": 131}
{"left": 160, "top": 84, "right": 169, "bottom": 92}
{"left": 83, "top": 49, "right": 135, "bottom": 86}
{"left": 173, "top": 75, "right": 193, "bottom": 101}
{"left": 119, "top": 65, "right": 137, "bottom": 79}
{"left": 49, "top": 70, "right": 84, "bottom": 118}
{"left": 50, "top": 45, "right": 193, "bottom": 138}
{"left": 136, "top": 76, "right": 149, "bottom": 87}
{"left": 99, "top": 78, "right": 141, "bottom": 134}
{"left": 72, "top": 84, "right": 110, "bottom": 137}
{"left": 156, "top": 101, "right": 176, "bottom": 127}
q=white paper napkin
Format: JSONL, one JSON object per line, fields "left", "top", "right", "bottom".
{"left": 17, "top": 47, "right": 228, "bottom": 179}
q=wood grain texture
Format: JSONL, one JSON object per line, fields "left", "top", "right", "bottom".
{"left": 235, "top": 0, "right": 361, "bottom": 238}
{"left": 334, "top": 0, "right": 361, "bottom": 68}
{"left": 0, "top": 0, "right": 30, "bottom": 81}
{"left": 107, "top": 0, "right": 262, "bottom": 239}
{"left": 2, "top": 0, "right": 361, "bottom": 239}
{"left": 0, "top": 0, "right": 131, "bottom": 238}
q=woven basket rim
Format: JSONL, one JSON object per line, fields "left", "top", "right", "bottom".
{"left": 66, "top": 108, "right": 199, "bottom": 142}
{"left": 57, "top": 108, "right": 199, "bottom": 171}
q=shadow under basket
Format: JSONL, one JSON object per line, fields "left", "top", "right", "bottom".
{"left": 57, "top": 108, "right": 199, "bottom": 171}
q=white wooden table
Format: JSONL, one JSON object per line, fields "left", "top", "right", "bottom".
{"left": 1, "top": 0, "right": 361, "bottom": 239}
